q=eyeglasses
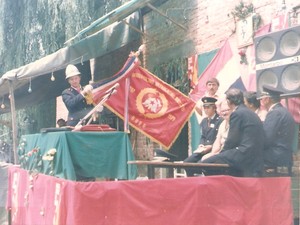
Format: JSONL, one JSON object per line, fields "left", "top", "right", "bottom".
{"left": 221, "top": 109, "right": 230, "bottom": 113}
{"left": 221, "top": 109, "right": 231, "bottom": 116}
{"left": 203, "top": 105, "right": 214, "bottom": 109}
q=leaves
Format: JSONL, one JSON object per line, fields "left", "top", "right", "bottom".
{"left": 152, "top": 57, "right": 189, "bottom": 94}
{"left": 232, "top": 1, "right": 254, "bottom": 20}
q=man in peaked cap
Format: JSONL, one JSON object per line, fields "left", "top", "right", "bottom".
{"left": 62, "top": 64, "right": 94, "bottom": 126}
{"left": 184, "top": 96, "right": 223, "bottom": 176}
{"left": 259, "top": 85, "right": 296, "bottom": 170}
{"left": 257, "top": 85, "right": 283, "bottom": 100}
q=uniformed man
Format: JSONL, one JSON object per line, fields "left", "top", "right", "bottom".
{"left": 62, "top": 64, "right": 94, "bottom": 126}
{"left": 258, "top": 85, "right": 296, "bottom": 169}
{"left": 184, "top": 96, "right": 223, "bottom": 176}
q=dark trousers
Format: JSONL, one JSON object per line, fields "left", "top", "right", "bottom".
{"left": 183, "top": 153, "right": 205, "bottom": 176}
{"left": 202, "top": 155, "right": 259, "bottom": 177}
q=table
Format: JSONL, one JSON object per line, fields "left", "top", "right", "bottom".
{"left": 128, "top": 160, "right": 231, "bottom": 179}
{"left": 19, "top": 131, "right": 137, "bottom": 180}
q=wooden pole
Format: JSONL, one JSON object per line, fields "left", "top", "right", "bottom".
{"left": 8, "top": 80, "right": 18, "bottom": 164}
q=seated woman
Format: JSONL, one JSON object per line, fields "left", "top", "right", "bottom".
{"left": 244, "top": 91, "right": 267, "bottom": 122}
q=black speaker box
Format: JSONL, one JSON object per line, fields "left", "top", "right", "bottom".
{"left": 255, "top": 25, "right": 300, "bottom": 97}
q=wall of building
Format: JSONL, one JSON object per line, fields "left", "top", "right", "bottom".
{"left": 144, "top": 0, "right": 299, "bottom": 65}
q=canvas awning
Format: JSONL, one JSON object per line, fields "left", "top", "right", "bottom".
{"left": 0, "top": 11, "right": 141, "bottom": 112}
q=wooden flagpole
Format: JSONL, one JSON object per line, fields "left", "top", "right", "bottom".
{"left": 8, "top": 80, "right": 18, "bottom": 164}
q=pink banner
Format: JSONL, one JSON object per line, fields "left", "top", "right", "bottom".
{"left": 7, "top": 167, "right": 293, "bottom": 225}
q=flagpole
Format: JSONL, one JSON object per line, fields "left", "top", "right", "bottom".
{"left": 124, "top": 44, "right": 145, "bottom": 133}
{"left": 124, "top": 78, "right": 130, "bottom": 133}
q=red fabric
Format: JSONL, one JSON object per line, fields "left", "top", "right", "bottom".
{"left": 7, "top": 167, "right": 63, "bottom": 225}
{"left": 187, "top": 54, "right": 198, "bottom": 90}
{"left": 8, "top": 167, "right": 293, "bottom": 225}
{"left": 286, "top": 97, "right": 300, "bottom": 123}
{"left": 79, "top": 124, "right": 116, "bottom": 131}
{"left": 89, "top": 56, "right": 196, "bottom": 148}
{"left": 105, "top": 66, "right": 196, "bottom": 149}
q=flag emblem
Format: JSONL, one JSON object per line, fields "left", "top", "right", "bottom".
{"left": 136, "top": 88, "right": 168, "bottom": 118}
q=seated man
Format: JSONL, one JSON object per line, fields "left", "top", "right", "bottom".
{"left": 258, "top": 85, "right": 296, "bottom": 169}
{"left": 184, "top": 97, "right": 223, "bottom": 176}
{"left": 202, "top": 89, "right": 265, "bottom": 177}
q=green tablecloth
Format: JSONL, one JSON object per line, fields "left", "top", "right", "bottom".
{"left": 19, "top": 131, "right": 137, "bottom": 180}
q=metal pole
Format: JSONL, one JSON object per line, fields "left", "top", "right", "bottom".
{"left": 8, "top": 80, "right": 18, "bottom": 164}
{"left": 146, "top": 3, "right": 187, "bottom": 31}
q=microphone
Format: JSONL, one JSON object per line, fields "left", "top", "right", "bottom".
{"left": 105, "top": 83, "right": 120, "bottom": 94}
{"left": 106, "top": 89, "right": 118, "bottom": 98}
{"left": 102, "top": 89, "right": 118, "bottom": 103}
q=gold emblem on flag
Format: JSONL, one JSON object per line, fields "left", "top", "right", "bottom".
{"left": 136, "top": 88, "right": 168, "bottom": 118}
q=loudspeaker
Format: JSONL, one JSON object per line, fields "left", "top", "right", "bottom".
{"left": 255, "top": 25, "right": 300, "bottom": 97}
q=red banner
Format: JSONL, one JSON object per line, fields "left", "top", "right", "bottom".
{"left": 7, "top": 167, "right": 294, "bottom": 225}
{"left": 105, "top": 66, "right": 196, "bottom": 149}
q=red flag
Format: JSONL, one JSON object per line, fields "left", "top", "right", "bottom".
{"left": 187, "top": 54, "right": 198, "bottom": 90}
{"left": 105, "top": 66, "right": 196, "bottom": 149}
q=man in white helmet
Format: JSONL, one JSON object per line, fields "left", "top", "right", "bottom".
{"left": 62, "top": 64, "right": 93, "bottom": 126}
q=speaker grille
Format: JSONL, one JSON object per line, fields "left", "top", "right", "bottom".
{"left": 257, "top": 70, "right": 278, "bottom": 92}
{"left": 256, "top": 37, "right": 276, "bottom": 62}
{"left": 281, "top": 64, "right": 300, "bottom": 91}
{"left": 279, "top": 30, "right": 300, "bottom": 57}
{"left": 255, "top": 25, "right": 300, "bottom": 96}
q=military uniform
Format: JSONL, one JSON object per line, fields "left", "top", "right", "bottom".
{"left": 184, "top": 97, "right": 223, "bottom": 176}
{"left": 259, "top": 85, "right": 296, "bottom": 168}
{"left": 62, "top": 87, "right": 93, "bottom": 126}
{"left": 263, "top": 104, "right": 295, "bottom": 167}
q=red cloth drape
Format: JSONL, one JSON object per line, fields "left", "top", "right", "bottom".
{"left": 7, "top": 167, "right": 293, "bottom": 225}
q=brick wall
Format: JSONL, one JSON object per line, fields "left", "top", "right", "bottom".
{"left": 143, "top": 0, "right": 300, "bottom": 62}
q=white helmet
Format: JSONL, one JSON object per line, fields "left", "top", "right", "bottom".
{"left": 65, "top": 64, "right": 81, "bottom": 79}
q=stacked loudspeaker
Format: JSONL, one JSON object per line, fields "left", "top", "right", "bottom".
{"left": 255, "top": 25, "right": 300, "bottom": 97}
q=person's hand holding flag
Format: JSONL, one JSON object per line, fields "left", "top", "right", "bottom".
{"left": 82, "top": 84, "right": 94, "bottom": 105}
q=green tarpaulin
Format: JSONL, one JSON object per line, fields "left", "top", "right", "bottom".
{"left": 19, "top": 131, "right": 137, "bottom": 180}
